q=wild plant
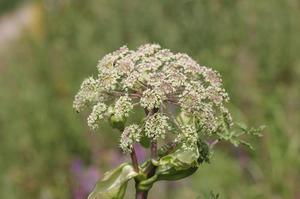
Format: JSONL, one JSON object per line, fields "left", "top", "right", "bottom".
{"left": 74, "top": 44, "right": 262, "bottom": 199}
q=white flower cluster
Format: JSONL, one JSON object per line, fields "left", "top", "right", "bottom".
{"left": 73, "top": 77, "right": 101, "bottom": 112}
{"left": 176, "top": 125, "right": 198, "bottom": 151}
{"left": 113, "top": 95, "right": 133, "bottom": 120}
{"left": 120, "top": 125, "right": 141, "bottom": 153}
{"left": 73, "top": 44, "right": 233, "bottom": 153}
{"left": 87, "top": 102, "right": 107, "bottom": 130}
{"left": 140, "top": 88, "right": 165, "bottom": 110}
{"left": 145, "top": 113, "right": 171, "bottom": 140}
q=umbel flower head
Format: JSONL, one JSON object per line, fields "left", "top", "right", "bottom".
{"left": 73, "top": 44, "right": 233, "bottom": 154}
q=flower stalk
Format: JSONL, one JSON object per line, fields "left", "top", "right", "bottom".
{"left": 130, "top": 147, "right": 139, "bottom": 173}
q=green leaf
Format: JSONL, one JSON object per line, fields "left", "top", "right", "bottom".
{"left": 88, "top": 163, "right": 138, "bottom": 199}
{"left": 157, "top": 166, "right": 198, "bottom": 181}
{"left": 136, "top": 148, "right": 200, "bottom": 191}
{"left": 155, "top": 148, "right": 199, "bottom": 181}
{"left": 218, "top": 119, "right": 265, "bottom": 149}
{"left": 158, "top": 148, "right": 199, "bottom": 168}
{"left": 197, "top": 140, "right": 210, "bottom": 163}
{"left": 236, "top": 123, "right": 265, "bottom": 137}
{"left": 109, "top": 115, "right": 126, "bottom": 131}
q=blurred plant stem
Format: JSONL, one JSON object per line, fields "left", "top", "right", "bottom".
{"left": 130, "top": 147, "right": 140, "bottom": 173}
{"left": 131, "top": 147, "right": 148, "bottom": 199}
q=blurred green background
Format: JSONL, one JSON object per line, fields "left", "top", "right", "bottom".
{"left": 0, "top": 0, "right": 299, "bottom": 198}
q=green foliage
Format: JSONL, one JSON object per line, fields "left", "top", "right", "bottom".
{"left": 88, "top": 163, "right": 138, "bottom": 199}
{"left": 156, "top": 148, "right": 199, "bottom": 171}
{"left": 218, "top": 121, "right": 265, "bottom": 149}
{"left": 155, "top": 148, "right": 199, "bottom": 181}
{"left": 197, "top": 140, "right": 210, "bottom": 164}
{"left": 109, "top": 115, "right": 126, "bottom": 131}
{"left": 137, "top": 148, "right": 200, "bottom": 191}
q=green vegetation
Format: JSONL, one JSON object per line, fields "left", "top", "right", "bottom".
{"left": 0, "top": 0, "right": 299, "bottom": 198}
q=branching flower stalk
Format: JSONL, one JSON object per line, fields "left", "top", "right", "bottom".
{"left": 73, "top": 44, "right": 263, "bottom": 199}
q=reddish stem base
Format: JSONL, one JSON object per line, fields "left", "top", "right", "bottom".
{"left": 136, "top": 190, "right": 148, "bottom": 199}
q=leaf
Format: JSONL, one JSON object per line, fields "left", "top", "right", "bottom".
{"left": 197, "top": 140, "right": 210, "bottom": 163}
{"left": 157, "top": 148, "right": 198, "bottom": 169}
{"left": 157, "top": 166, "right": 198, "bottom": 181}
{"left": 155, "top": 147, "right": 199, "bottom": 181}
{"left": 109, "top": 115, "right": 126, "bottom": 131}
{"left": 218, "top": 119, "right": 265, "bottom": 149}
{"left": 88, "top": 163, "right": 138, "bottom": 199}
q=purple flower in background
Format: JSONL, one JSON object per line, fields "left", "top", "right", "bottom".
{"left": 70, "top": 159, "right": 100, "bottom": 199}
{"left": 110, "top": 151, "right": 127, "bottom": 168}
{"left": 134, "top": 144, "right": 147, "bottom": 164}
{"left": 110, "top": 144, "right": 147, "bottom": 167}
